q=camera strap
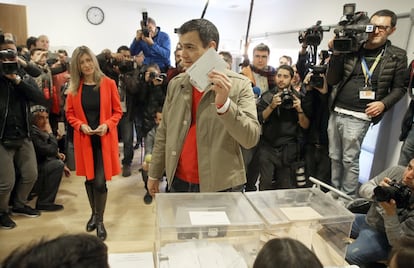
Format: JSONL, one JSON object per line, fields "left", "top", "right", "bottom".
{"left": 361, "top": 49, "right": 383, "bottom": 87}
{"left": 409, "top": 60, "right": 414, "bottom": 97}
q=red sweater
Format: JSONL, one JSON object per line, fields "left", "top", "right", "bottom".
{"left": 175, "top": 87, "right": 202, "bottom": 184}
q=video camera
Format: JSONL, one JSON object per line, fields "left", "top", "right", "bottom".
{"left": 374, "top": 180, "right": 412, "bottom": 209}
{"left": 0, "top": 49, "right": 19, "bottom": 75}
{"left": 141, "top": 11, "right": 150, "bottom": 37}
{"left": 309, "top": 65, "right": 327, "bottom": 88}
{"left": 333, "top": 3, "right": 375, "bottom": 53}
{"left": 111, "top": 59, "right": 135, "bottom": 74}
{"left": 298, "top": 20, "right": 330, "bottom": 47}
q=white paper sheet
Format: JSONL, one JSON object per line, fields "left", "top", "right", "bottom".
{"left": 186, "top": 48, "right": 227, "bottom": 92}
{"left": 108, "top": 252, "right": 154, "bottom": 268}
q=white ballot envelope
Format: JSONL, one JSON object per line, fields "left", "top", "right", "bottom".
{"left": 186, "top": 48, "right": 227, "bottom": 92}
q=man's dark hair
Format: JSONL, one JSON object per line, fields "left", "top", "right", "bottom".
{"left": 117, "top": 45, "right": 130, "bottom": 53}
{"left": 177, "top": 18, "right": 220, "bottom": 49}
{"left": 277, "top": 64, "right": 294, "bottom": 78}
{"left": 26, "top": 36, "right": 37, "bottom": 50}
{"left": 253, "top": 43, "right": 270, "bottom": 54}
{"left": 1, "top": 233, "right": 109, "bottom": 268}
{"left": 371, "top": 9, "right": 397, "bottom": 27}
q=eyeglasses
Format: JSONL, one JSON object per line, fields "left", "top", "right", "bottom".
{"left": 375, "top": 25, "right": 391, "bottom": 32}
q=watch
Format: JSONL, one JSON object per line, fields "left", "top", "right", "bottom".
{"left": 86, "top": 6, "right": 105, "bottom": 25}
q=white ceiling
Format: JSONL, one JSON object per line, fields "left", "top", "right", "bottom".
{"left": 122, "top": 0, "right": 271, "bottom": 11}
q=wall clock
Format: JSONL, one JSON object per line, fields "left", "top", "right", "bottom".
{"left": 86, "top": 6, "right": 104, "bottom": 25}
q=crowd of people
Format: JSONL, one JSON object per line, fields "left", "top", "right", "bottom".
{"left": 1, "top": 7, "right": 414, "bottom": 268}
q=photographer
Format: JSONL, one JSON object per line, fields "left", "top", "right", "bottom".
{"left": 326, "top": 9, "right": 407, "bottom": 197}
{"left": 346, "top": 158, "right": 414, "bottom": 266}
{"left": 0, "top": 35, "right": 46, "bottom": 229}
{"left": 257, "top": 65, "right": 310, "bottom": 190}
{"left": 130, "top": 15, "right": 171, "bottom": 73}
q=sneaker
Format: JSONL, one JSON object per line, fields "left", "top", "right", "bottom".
{"left": 0, "top": 212, "right": 16, "bottom": 229}
{"left": 36, "top": 203, "right": 64, "bottom": 211}
{"left": 122, "top": 165, "right": 131, "bottom": 177}
{"left": 12, "top": 205, "right": 41, "bottom": 217}
{"left": 143, "top": 192, "right": 153, "bottom": 205}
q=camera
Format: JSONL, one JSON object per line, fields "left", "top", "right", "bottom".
{"left": 280, "top": 88, "right": 296, "bottom": 109}
{"left": 0, "top": 49, "right": 19, "bottom": 75}
{"left": 309, "top": 65, "right": 327, "bottom": 88}
{"left": 149, "top": 71, "right": 166, "bottom": 82}
{"left": 373, "top": 180, "right": 412, "bottom": 209}
{"left": 333, "top": 3, "right": 375, "bottom": 53}
{"left": 141, "top": 11, "right": 150, "bottom": 37}
{"left": 112, "top": 59, "right": 135, "bottom": 74}
{"left": 298, "top": 20, "right": 330, "bottom": 47}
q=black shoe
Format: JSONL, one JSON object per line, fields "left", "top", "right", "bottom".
{"left": 11, "top": 205, "right": 41, "bottom": 217}
{"left": 122, "top": 165, "right": 131, "bottom": 177}
{"left": 0, "top": 212, "right": 16, "bottom": 229}
{"left": 36, "top": 203, "right": 64, "bottom": 211}
{"left": 133, "top": 143, "right": 140, "bottom": 150}
{"left": 143, "top": 192, "right": 153, "bottom": 205}
{"left": 86, "top": 214, "right": 97, "bottom": 232}
{"left": 96, "top": 222, "right": 107, "bottom": 241}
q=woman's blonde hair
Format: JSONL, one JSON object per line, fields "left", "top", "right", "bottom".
{"left": 68, "top": 46, "right": 105, "bottom": 95}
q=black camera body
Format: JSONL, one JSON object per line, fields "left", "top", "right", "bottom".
{"left": 141, "top": 11, "right": 150, "bottom": 37}
{"left": 373, "top": 180, "right": 412, "bottom": 209}
{"left": 113, "top": 59, "right": 135, "bottom": 74}
{"left": 0, "top": 49, "right": 19, "bottom": 75}
{"left": 149, "top": 71, "right": 166, "bottom": 82}
{"left": 309, "top": 65, "right": 327, "bottom": 88}
{"left": 333, "top": 3, "right": 375, "bottom": 53}
{"left": 298, "top": 20, "right": 330, "bottom": 47}
{"left": 280, "top": 88, "right": 297, "bottom": 109}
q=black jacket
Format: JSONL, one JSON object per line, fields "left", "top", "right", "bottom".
{"left": 327, "top": 40, "right": 407, "bottom": 124}
{"left": 0, "top": 75, "right": 46, "bottom": 140}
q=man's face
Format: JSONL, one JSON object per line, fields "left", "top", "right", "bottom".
{"left": 366, "top": 15, "right": 395, "bottom": 49}
{"left": 179, "top": 31, "right": 214, "bottom": 69}
{"left": 147, "top": 22, "right": 157, "bottom": 37}
{"left": 402, "top": 159, "right": 414, "bottom": 190}
{"left": 31, "top": 50, "right": 47, "bottom": 66}
{"left": 279, "top": 57, "right": 290, "bottom": 66}
{"left": 252, "top": 50, "right": 269, "bottom": 70}
{"left": 154, "top": 112, "right": 162, "bottom": 125}
{"left": 34, "top": 111, "right": 49, "bottom": 129}
{"left": 36, "top": 36, "right": 49, "bottom": 51}
{"left": 119, "top": 49, "right": 131, "bottom": 60}
{"left": 145, "top": 66, "right": 160, "bottom": 82}
{"left": 275, "top": 69, "right": 292, "bottom": 89}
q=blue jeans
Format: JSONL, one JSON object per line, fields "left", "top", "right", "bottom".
{"left": 328, "top": 112, "right": 370, "bottom": 196}
{"left": 346, "top": 214, "right": 390, "bottom": 265}
{"left": 399, "top": 126, "right": 414, "bottom": 166}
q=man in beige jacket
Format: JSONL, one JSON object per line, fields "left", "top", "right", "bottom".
{"left": 148, "top": 18, "right": 260, "bottom": 195}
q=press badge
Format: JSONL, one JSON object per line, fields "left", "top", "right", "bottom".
{"left": 359, "top": 86, "right": 375, "bottom": 100}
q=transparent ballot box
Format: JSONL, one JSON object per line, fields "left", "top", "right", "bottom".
{"left": 155, "top": 192, "right": 264, "bottom": 268}
{"left": 245, "top": 188, "right": 355, "bottom": 266}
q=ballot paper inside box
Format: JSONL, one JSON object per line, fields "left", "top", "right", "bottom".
{"left": 245, "top": 188, "right": 355, "bottom": 267}
{"left": 155, "top": 192, "right": 264, "bottom": 268}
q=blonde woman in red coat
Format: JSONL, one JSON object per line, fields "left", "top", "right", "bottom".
{"left": 66, "top": 46, "right": 122, "bottom": 241}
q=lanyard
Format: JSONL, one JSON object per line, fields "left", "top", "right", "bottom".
{"left": 361, "top": 49, "right": 383, "bottom": 87}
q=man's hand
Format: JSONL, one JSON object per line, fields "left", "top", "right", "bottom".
{"left": 270, "top": 92, "right": 282, "bottom": 109}
{"left": 366, "top": 101, "right": 385, "bottom": 118}
{"left": 379, "top": 199, "right": 397, "bottom": 216}
{"left": 148, "top": 177, "right": 160, "bottom": 197}
{"left": 142, "top": 35, "right": 154, "bottom": 46}
{"left": 292, "top": 94, "right": 303, "bottom": 112}
{"left": 208, "top": 70, "right": 232, "bottom": 107}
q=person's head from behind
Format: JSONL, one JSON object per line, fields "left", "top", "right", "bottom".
{"left": 252, "top": 43, "right": 270, "bottom": 70}
{"left": 253, "top": 238, "right": 323, "bottom": 268}
{"left": 177, "top": 18, "right": 220, "bottom": 69}
{"left": 2, "top": 233, "right": 109, "bottom": 268}
{"left": 389, "top": 236, "right": 414, "bottom": 268}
